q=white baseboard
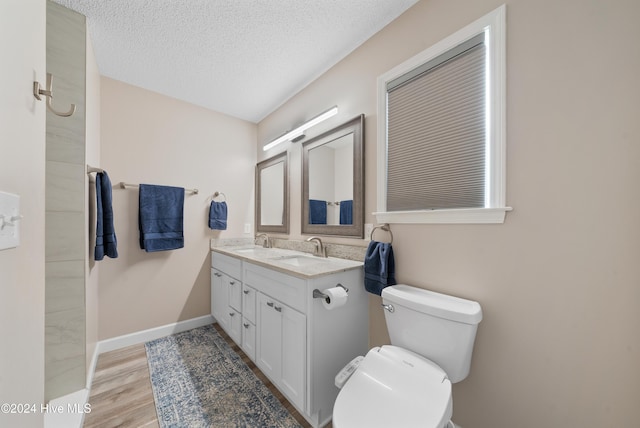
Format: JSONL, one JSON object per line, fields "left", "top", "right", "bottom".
{"left": 86, "top": 345, "right": 100, "bottom": 391}
{"left": 44, "top": 388, "right": 89, "bottom": 428}
{"left": 45, "top": 315, "right": 214, "bottom": 428}
{"left": 96, "top": 314, "right": 214, "bottom": 355}
{"left": 85, "top": 315, "right": 214, "bottom": 391}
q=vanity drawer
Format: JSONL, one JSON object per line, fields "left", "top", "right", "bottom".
{"left": 212, "top": 251, "right": 242, "bottom": 280}
{"left": 244, "top": 262, "right": 306, "bottom": 313}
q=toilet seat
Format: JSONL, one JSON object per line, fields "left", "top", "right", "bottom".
{"left": 333, "top": 345, "right": 453, "bottom": 428}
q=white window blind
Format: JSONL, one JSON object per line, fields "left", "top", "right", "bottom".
{"left": 386, "top": 33, "right": 486, "bottom": 211}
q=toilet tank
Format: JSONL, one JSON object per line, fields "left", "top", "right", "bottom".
{"left": 381, "top": 285, "right": 482, "bottom": 383}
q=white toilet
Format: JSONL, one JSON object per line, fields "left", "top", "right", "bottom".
{"left": 333, "top": 284, "right": 482, "bottom": 428}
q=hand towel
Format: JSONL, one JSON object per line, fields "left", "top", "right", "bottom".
{"left": 309, "top": 199, "right": 327, "bottom": 224}
{"left": 139, "top": 184, "right": 185, "bottom": 252}
{"left": 339, "top": 199, "right": 353, "bottom": 225}
{"left": 95, "top": 171, "right": 118, "bottom": 260}
{"left": 209, "top": 201, "right": 228, "bottom": 230}
{"left": 364, "top": 241, "right": 397, "bottom": 295}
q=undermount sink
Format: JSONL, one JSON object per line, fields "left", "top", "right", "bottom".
{"left": 235, "top": 247, "right": 273, "bottom": 257}
{"left": 228, "top": 246, "right": 334, "bottom": 270}
{"left": 213, "top": 244, "right": 363, "bottom": 278}
{"left": 278, "top": 255, "right": 326, "bottom": 267}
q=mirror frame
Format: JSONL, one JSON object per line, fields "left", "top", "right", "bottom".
{"left": 256, "top": 152, "right": 289, "bottom": 234}
{"left": 302, "top": 114, "right": 364, "bottom": 238}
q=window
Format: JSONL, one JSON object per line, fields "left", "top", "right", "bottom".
{"left": 375, "top": 5, "right": 510, "bottom": 224}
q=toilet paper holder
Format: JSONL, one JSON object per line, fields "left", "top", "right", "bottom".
{"left": 313, "top": 283, "right": 349, "bottom": 302}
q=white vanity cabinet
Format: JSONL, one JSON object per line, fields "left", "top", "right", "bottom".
{"left": 211, "top": 248, "right": 367, "bottom": 428}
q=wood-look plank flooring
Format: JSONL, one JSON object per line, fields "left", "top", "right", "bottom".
{"left": 84, "top": 324, "right": 321, "bottom": 428}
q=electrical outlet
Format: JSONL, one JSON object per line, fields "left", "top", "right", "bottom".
{"left": 364, "top": 223, "right": 373, "bottom": 241}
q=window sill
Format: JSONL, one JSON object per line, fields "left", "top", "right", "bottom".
{"left": 373, "top": 207, "right": 512, "bottom": 224}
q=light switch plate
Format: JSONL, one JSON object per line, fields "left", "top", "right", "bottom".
{"left": 0, "top": 191, "right": 21, "bottom": 250}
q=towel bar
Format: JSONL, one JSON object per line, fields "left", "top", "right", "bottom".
{"left": 119, "top": 182, "right": 199, "bottom": 195}
{"left": 86, "top": 165, "right": 104, "bottom": 174}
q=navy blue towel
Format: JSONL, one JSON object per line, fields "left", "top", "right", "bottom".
{"left": 139, "top": 184, "right": 185, "bottom": 252}
{"left": 364, "top": 241, "right": 397, "bottom": 295}
{"left": 309, "top": 199, "right": 327, "bottom": 224}
{"left": 339, "top": 199, "right": 353, "bottom": 225}
{"left": 209, "top": 201, "right": 228, "bottom": 230}
{"left": 95, "top": 171, "right": 118, "bottom": 260}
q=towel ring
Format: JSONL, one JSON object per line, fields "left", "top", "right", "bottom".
{"left": 212, "top": 191, "right": 227, "bottom": 201}
{"left": 370, "top": 224, "right": 393, "bottom": 243}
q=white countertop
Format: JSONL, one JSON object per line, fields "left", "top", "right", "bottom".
{"left": 211, "top": 245, "right": 363, "bottom": 279}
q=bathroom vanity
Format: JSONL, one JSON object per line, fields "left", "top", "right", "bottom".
{"left": 211, "top": 245, "right": 367, "bottom": 428}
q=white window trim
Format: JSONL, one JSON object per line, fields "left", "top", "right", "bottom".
{"left": 375, "top": 5, "right": 511, "bottom": 224}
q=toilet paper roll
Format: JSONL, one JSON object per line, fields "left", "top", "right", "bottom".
{"left": 322, "top": 286, "right": 348, "bottom": 310}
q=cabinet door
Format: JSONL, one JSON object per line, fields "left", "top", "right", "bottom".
{"left": 229, "top": 277, "right": 242, "bottom": 312}
{"left": 280, "top": 303, "right": 306, "bottom": 411}
{"left": 256, "top": 293, "right": 282, "bottom": 382}
{"left": 256, "top": 293, "right": 306, "bottom": 412}
{"left": 242, "top": 285, "right": 256, "bottom": 324}
{"left": 227, "top": 308, "right": 242, "bottom": 344}
{"left": 211, "top": 269, "right": 229, "bottom": 331}
{"left": 241, "top": 317, "right": 256, "bottom": 361}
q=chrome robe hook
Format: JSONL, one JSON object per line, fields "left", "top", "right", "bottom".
{"left": 33, "top": 73, "right": 76, "bottom": 117}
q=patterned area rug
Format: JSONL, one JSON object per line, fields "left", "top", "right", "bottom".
{"left": 145, "top": 324, "right": 302, "bottom": 428}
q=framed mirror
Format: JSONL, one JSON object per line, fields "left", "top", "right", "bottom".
{"left": 302, "top": 114, "right": 364, "bottom": 237}
{"left": 256, "top": 152, "right": 289, "bottom": 234}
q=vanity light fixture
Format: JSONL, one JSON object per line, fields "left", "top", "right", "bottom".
{"left": 262, "top": 106, "right": 338, "bottom": 151}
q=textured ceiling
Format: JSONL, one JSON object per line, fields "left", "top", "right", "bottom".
{"left": 53, "top": 0, "right": 419, "bottom": 123}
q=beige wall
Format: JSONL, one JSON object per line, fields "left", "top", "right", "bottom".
{"left": 99, "top": 78, "right": 256, "bottom": 340}
{"left": 0, "top": 0, "right": 46, "bottom": 427}
{"left": 258, "top": 0, "right": 640, "bottom": 426}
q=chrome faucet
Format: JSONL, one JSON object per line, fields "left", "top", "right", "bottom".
{"left": 306, "top": 236, "right": 327, "bottom": 258}
{"left": 255, "top": 233, "right": 271, "bottom": 248}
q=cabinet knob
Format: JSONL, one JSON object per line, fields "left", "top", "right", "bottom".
{"left": 274, "top": 305, "right": 282, "bottom": 312}
{"left": 243, "top": 323, "right": 250, "bottom": 328}
{"left": 229, "top": 312, "right": 235, "bottom": 317}
{"left": 266, "top": 301, "right": 274, "bottom": 307}
{"left": 214, "top": 272, "right": 222, "bottom": 277}
{"left": 229, "top": 280, "right": 236, "bottom": 285}
{"left": 243, "top": 289, "right": 250, "bottom": 294}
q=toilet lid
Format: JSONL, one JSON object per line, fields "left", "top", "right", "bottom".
{"left": 333, "top": 346, "right": 452, "bottom": 428}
